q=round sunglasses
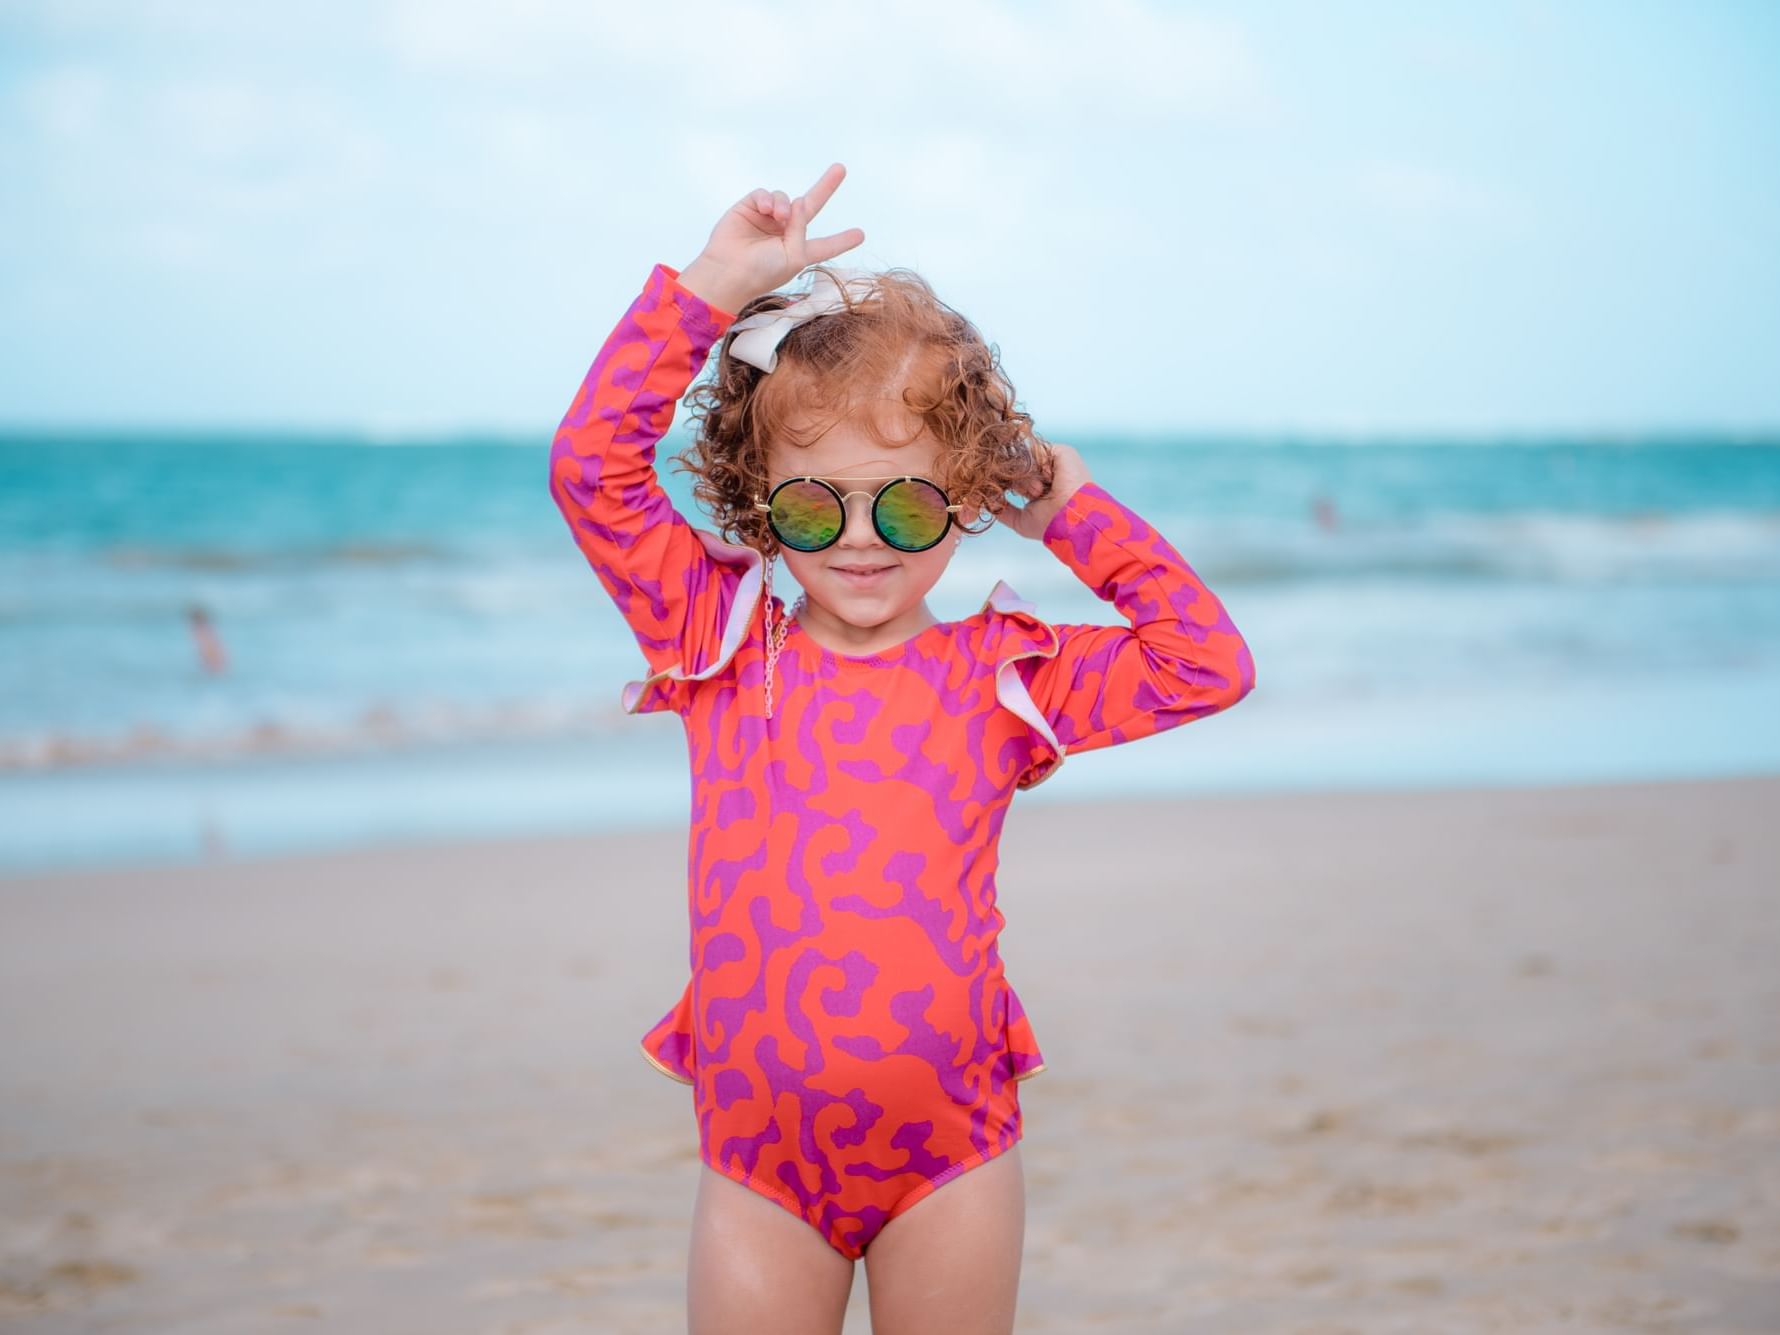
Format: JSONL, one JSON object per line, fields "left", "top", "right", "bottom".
{"left": 754, "top": 475, "right": 961, "bottom": 553}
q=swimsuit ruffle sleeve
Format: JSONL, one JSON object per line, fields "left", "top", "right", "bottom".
{"left": 641, "top": 984, "right": 697, "bottom": 1085}
{"left": 548, "top": 262, "right": 757, "bottom": 718}
{"left": 998, "top": 968, "right": 1048, "bottom": 1081}
{"left": 978, "top": 581, "right": 1068, "bottom": 790}
{"left": 1002, "top": 480, "right": 1255, "bottom": 787}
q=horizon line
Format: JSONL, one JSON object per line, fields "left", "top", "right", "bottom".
{"left": 4, "top": 421, "right": 1780, "bottom": 448}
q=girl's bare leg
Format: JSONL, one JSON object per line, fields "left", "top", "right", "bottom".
{"left": 687, "top": 1164, "right": 856, "bottom": 1335}
{"left": 862, "top": 1143, "right": 1025, "bottom": 1335}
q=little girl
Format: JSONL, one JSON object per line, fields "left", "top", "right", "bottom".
{"left": 550, "top": 162, "right": 1255, "bottom": 1335}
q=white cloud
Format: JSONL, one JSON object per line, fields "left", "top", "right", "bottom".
{"left": 376, "top": 0, "right": 1274, "bottom": 126}
{"left": 10, "top": 64, "right": 392, "bottom": 276}
{"left": 13, "top": 64, "right": 111, "bottom": 140}
{"left": 1350, "top": 158, "right": 1535, "bottom": 238}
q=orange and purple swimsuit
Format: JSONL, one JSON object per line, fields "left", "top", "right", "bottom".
{"left": 549, "top": 262, "right": 1255, "bottom": 1260}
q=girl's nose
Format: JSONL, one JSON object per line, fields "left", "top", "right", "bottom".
{"left": 838, "top": 490, "right": 881, "bottom": 544}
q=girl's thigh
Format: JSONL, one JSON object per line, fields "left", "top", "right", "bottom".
{"left": 863, "top": 1143, "right": 1025, "bottom": 1335}
{"left": 687, "top": 1164, "right": 856, "bottom": 1335}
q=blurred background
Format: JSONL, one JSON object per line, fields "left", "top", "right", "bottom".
{"left": 3, "top": 0, "right": 1778, "bottom": 868}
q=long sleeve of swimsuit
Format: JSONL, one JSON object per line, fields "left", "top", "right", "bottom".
{"left": 1014, "top": 479, "right": 1255, "bottom": 765}
{"left": 547, "top": 263, "right": 743, "bottom": 715}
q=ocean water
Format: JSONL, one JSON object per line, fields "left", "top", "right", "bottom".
{"left": 3, "top": 429, "right": 1778, "bottom": 872}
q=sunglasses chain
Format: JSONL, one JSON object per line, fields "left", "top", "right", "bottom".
{"left": 761, "top": 550, "right": 805, "bottom": 721}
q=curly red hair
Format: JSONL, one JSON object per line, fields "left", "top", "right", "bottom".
{"left": 672, "top": 265, "right": 1056, "bottom": 555}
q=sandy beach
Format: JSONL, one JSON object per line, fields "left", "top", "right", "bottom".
{"left": 2, "top": 775, "right": 1777, "bottom": 1333}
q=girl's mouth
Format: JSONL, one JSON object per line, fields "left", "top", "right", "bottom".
{"left": 832, "top": 564, "right": 897, "bottom": 587}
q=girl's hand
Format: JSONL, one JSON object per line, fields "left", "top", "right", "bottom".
{"left": 677, "top": 163, "right": 865, "bottom": 314}
{"left": 995, "top": 438, "right": 1094, "bottom": 541}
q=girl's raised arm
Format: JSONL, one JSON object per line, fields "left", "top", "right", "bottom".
{"left": 548, "top": 264, "right": 745, "bottom": 715}
{"left": 1014, "top": 478, "right": 1256, "bottom": 770}
{"left": 548, "top": 167, "right": 865, "bottom": 716}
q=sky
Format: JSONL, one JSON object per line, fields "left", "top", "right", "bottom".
{"left": 2, "top": 0, "right": 1778, "bottom": 440}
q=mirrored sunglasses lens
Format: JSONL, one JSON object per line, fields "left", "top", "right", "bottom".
{"left": 770, "top": 481, "right": 843, "bottom": 550}
{"left": 877, "top": 479, "right": 950, "bottom": 550}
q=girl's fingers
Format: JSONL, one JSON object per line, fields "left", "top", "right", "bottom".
{"left": 724, "top": 167, "right": 854, "bottom": 261}
{"left": 803, "top": 227, "right": 865, "bottom": 264}
{"left": 800, "top": 162, "right": 845, "bottom": 218}
{"left": 994, "top": 503, "right": 1039, "bottom": 540}
{"left": 784, "top": 194, "right": 810, "bottom": 251}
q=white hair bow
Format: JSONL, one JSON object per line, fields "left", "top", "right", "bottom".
{"left": 724, "top": 269, "right": 879, "bottom": 373}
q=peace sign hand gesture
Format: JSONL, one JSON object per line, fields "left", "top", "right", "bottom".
{"left": 678, "top": 163, "right": 866, "bottom": 315}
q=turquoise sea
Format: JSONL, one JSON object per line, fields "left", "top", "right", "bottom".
{"left": 3, "top": 430, "right": 1778, "bottom": 872}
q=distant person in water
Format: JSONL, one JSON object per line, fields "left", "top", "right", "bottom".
{"left": 1313, "top": 491, "right": 1340, "bottom": 533}
{"left": 186, "top": 603, "right": 228, "bottom": 675}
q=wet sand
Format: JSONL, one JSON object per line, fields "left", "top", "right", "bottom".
{"left": 2, "top": 775, "right": 1777, "bottom": 1332}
